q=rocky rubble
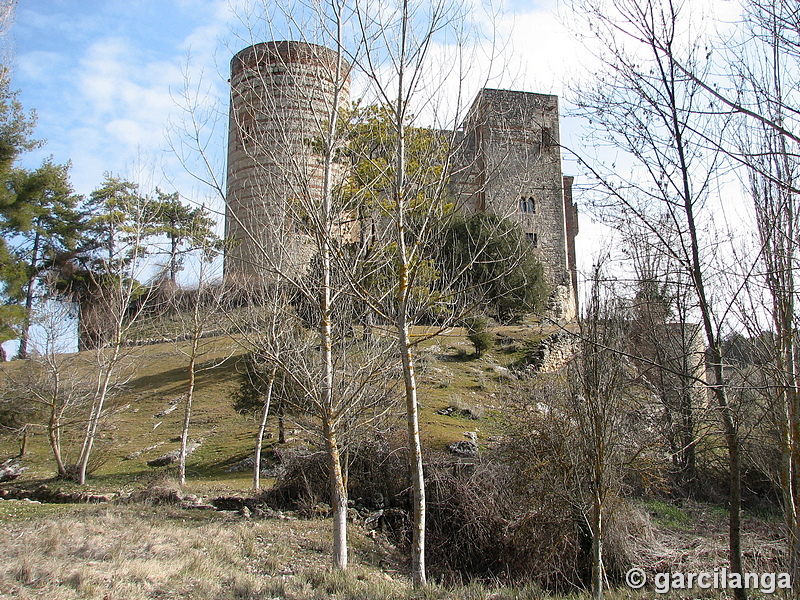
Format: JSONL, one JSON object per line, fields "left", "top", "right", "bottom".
{"left": 0, "top": 459, "right": 24, "bottom": 482}
{"left": 447, "top": 440, "right": 478, "bottom": 458}
{"left": 146, "top": 441, "right": 201, "bottom": 467}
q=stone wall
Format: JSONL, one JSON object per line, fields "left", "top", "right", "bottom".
{"left": 225, "top": 41, "right": 350, "bottom": 280}
{"left": 524, "top": 331, "right": 580, "bottom": 374}
{"left": 451, "top": 89, "right": 578, "bottom": 318}
{"left": 224, "top": 45, "right": 579, "bottom": 320}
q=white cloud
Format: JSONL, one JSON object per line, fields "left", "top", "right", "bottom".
{"left": 16, "top": 50, "right": 66, "bottom": 81}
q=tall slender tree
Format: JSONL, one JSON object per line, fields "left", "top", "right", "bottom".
{"left": 69, "top": 175, "right": 155, "bottom": 484}
{"left": 347, "top": 0, "right": 503, "bottom": 584}
{"left": 568, "top": 0, "right": 747, "bottom": 595}
{"left": 734, "top": 0, "right": 800, "bottom": 580}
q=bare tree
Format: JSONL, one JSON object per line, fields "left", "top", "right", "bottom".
{"left": 733, "top": 0, "right": 800, "bottom": 578}
{"left": 2, "top": 298, "right": 91, "bottom": 477}
{"left": 170, "top": 257, "right": 226, "bottom": 487}
{"left": 568, "top": 0, "right": 750, "bottom": 594}
{"left": 70, "top": 176, "right": 158, "bottom": 485}
{"left": 502, "top": 263, "right": 654, "bottom": 599}
{"left": 173, "top": 0, "right": 531, "bottom": 581}
{"left": 181, "top": 0, "right": 396, "bottom": 570}
{"left": 579, "top": 268, "right": 643, "bottom": 600}
{"left": 346, "top": 0, "right": 496, "bottom": 584}
{"left": 226, "top": 279, "right": 293, "bottom": 491}
{"left": 622, "top": 222, "right": 707, "bottom": 496}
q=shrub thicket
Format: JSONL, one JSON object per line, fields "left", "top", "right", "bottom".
{"left": 259, "top": 435, "right": 646, "bottom": 591}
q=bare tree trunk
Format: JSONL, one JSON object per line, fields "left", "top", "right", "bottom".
{"left": 591, "top": 488, "right": 603, "bottom": 600}
{"left": 399, "top": 313, "right": 426, "bottom": 586}
{"left": 178, "top": 276, "right": 210, "bottom": 487}
{"left": 41, "top": 365, "right": 67, "bottom": 477}
{"left": 392, "top": 3, "right": 425, "bottom": 582}
{"left": 686, "top": 159, "right": 746, "bottom": 600}
{"left": 253, "top": 374, "right": 274, "bottom": 491}
{"left": 77, "top": 342, "right": 121, "bottom": 485}
{"left": 18, "top": 428, "right": 27, "bottom": 458}
{"left": 48, "top": 401, "right": 67, "bottom": 478}
{"left": 753, "top": 11, "right": 800, "bottom": 578}
{"left": 278, "top": 399, "right": 285, "bottom": 444}
{"left": 179, "top": 351, "right": 196, "bottom": 487}
{"left": 320, "top": 7, "right": 348, "bottom": 569}
{"left": 324, "top": 418, "right": 348, "bottom": 569}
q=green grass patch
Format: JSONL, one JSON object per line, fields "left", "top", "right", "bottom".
{"left": 641, "top": 499, "right": 692, "bottom": 530}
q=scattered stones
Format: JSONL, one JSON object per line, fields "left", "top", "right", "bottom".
{"left": 436, "top": 406, "right": 480, "bottom": 419}
{"left": 225, "top": 455, "right": 257, "bottom": 472}
{"left": 310, "top": 503, "right": 331, "bottom": 517}
{"left": 0, "top": 483, "right": 294, "bottom": 517}
{"left": 224, "top": 452, "right": 285, "bottom": 477}
{"left": 154, "top": 403, "right": 178, "bottom": 418}
{"left": 146, "top": 441, "right": 200, "bottom": 467}
{"left": 447, "top": 440, "right": 478, "bottom": 458}
{"left": 0, "top": 458, "right": 25, "bottom": 482}
{"left": 364, "top": 507, "right": 408, "bottom": 534}
{"left": 179, "top": 494, "right": 215, "bottom": 510}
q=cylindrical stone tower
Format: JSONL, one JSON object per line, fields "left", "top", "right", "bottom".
{"left": 225, "top": 41, "right": 350, "bottom": 281}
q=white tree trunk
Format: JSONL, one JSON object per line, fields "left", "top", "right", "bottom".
{"left": 253, "top": 375, "right": 274, "bottom": 491}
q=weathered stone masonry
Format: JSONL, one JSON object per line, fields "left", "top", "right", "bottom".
{"left": 451, "top": 89, "right": 578, "bottom": 319}
{"left": 225, "top": 42, "right": 578, "bottom": 319}
{"left": 225, "top": 41, "right": 350, "bottom": 280}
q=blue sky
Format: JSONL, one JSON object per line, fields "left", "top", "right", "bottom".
{"left": 10, "top": 0, "right": 592, "bottom": 203}
{"left": 12, "top": 1, "right": 234, "bottom": 200}
{"left": 8, "top": 0, "right": 599, "bottom": 355}
{"left": 10, "top": 0, "right": 747, "bottom": 202}
{"left": 9, "top": 0, "right": 751, "bottom": 265}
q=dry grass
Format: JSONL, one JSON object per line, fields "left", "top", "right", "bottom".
{"left": 0, "top": 500, "right": 788, "bottom": 600}
{"left": 0, "top": 322, "right": 792, "bottom": 600}
{"left": 0, "top": 325, "right": 536, "bottom": 486}
{"left": 0, "top": 503, "right": 410, "bottom": 600}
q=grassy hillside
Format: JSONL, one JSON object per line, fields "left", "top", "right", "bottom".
{"left": 0, "top": 322, "right": 788, "bottom": 600}
{"left": 0, "top": 322, "right": 552, "bottom": 491}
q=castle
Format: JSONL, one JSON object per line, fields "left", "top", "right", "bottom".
{"left": 224, "top": 41, "right": 578, "bottom": 320}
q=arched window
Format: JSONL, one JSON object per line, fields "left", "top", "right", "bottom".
{"left": 519, "top": 196, "right": 536, "bottom": 214}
